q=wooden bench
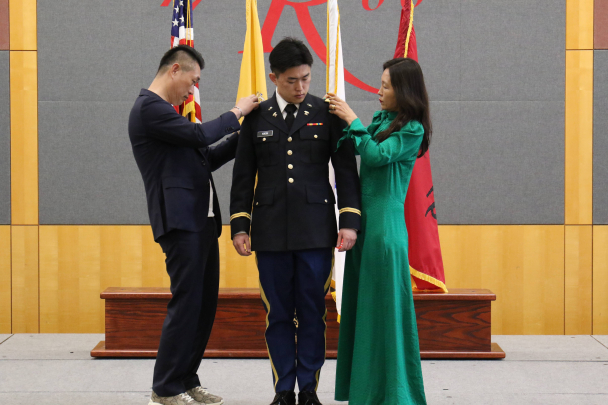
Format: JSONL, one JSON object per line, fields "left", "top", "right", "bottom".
{"left": 91, "top": 288, "right": 505, "bottom": 359}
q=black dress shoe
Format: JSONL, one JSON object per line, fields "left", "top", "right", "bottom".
{"left": 270, "top": 391, "right": 296, "bottom": 405}
{"left": 298, "top": 391, "right": 323, "bottom": 405}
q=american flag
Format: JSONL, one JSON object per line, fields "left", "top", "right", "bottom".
{"left": 171, "top": 0, "right": 201, "bottom": 123}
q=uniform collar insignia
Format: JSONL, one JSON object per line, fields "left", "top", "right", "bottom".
{"left": 273, "top": 112, "right": 278, "bottom": 117}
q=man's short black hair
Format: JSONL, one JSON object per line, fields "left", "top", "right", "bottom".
{"left": 157, "top": 45, "right": 205, "bottom": 74}
{"left": 269, "top": 37, "right": 313, "bottom": 76}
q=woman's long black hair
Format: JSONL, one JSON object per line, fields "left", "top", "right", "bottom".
{"left": 375, "top": 58, "right": 432, "bottom": 157}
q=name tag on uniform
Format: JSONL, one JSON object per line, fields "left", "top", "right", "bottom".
{"left": 257, "top": 130, "right": 273, "bottom": 138}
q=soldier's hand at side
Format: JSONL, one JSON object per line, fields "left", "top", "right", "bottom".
{"left": 233, "top": 233, "right": 252, "bottom": 256}
{"left": 337, "top": 228, "right": 357, "bottom": 252}
{"left": 235, "top": 94, "right": 260, "bottom": 116}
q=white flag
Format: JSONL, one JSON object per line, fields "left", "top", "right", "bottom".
{"left": 327, "top": 0, "right": 346, "bottom": 317}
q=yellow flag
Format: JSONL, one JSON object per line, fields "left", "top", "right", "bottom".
{"left": 237, "top": 0, "right": 267, "bottom": 109}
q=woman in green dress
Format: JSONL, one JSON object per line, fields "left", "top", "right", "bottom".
{"left": 326, "top": 58, "right": 431, "bottom": 404}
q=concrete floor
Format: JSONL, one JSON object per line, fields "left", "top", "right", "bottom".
{"left": 0, "top": 334, "right": 607, "bottom": 404}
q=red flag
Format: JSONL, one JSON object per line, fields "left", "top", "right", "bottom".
{"left": 395, "top": 1, "right": 447, "bottom": 292}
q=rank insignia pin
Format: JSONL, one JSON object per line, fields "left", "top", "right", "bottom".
{"left": 273, "top": 112, "right": 278, "bottom": 117}
{"left": 304, "top": 111, "right": 310, "bottom": 116}
{"left": 268, "top": 106, "right": 273, "bottom": 110}
{"left": 307, "top": 103, "right": 313, "bottom": 107}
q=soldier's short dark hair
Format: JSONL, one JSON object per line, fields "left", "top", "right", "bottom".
{"left": 269, "top": 37, "right": 313, "bottom": 77}
{"left": 157, "top": 45, "right": 205, "bottom": 74}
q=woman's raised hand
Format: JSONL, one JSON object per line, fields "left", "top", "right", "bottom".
{"left": 325, "top": 93, "right": 358, "bottom": 126}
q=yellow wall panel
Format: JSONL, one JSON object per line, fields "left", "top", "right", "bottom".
{"left": 439, "top": 225, "right": 565, "bottom": 335}
{"left": 38, "top": 225, "right": 266, "bottom": 332}
{"left": 593, "top": 226, "right": 608, "bottom": 334}
{"left": 39, "top": 226, "right": 168, "bottom": 333}
{"left": 11, "top": 226, "right": 39, "bottom": 333}
{"left": 0, "top": 226, "right": 11, "bottom": 333}
{"left": 37, "top": 225, "right": 263, "bottom": 332}
{"left": 10, "top": 51, "right": 38, "bottom": 224}
{"left": 566, "top": 0, "right": 594, "bottom": 50}
{"left": 565, "top": 225, "right": 593, "bottom": 334}
{"left": 31, "top": 225, "right": 576, "bottom": 335}
{"left": 9, "top": 0, "right": 37, "bottom": 50}
{"left": 565, "top": 50, "right": 593, "bottom": 224}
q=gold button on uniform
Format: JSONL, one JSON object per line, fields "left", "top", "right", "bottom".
{"left": 287, "top": 150, "right": 293, "bottom": 155}
{"left": 288, "top": 137, "right": 293, "bottom": 142}
{"left": 314, "top": 135, "right": 318, "bottom": 139}
{"left": 263, "top": 138, "right": 267, "bottom": 142}
{"left": 325, "top": 199, "right": 328, "bottom": 203}
{"left": 288, "top": 164, "right": 293, "bottom": 170}
{"left": 289, "top": 178, "right": 294, "bottom": 183}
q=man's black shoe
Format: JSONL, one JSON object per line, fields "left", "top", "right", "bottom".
{"left": 298, "top": 391, "right": 323, "bottom": 405}
{"left": 270, "top": 391, "right": 296, "bottom": 405}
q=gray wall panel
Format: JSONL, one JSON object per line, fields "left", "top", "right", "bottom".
{"left": 425, "top": 101, "right": 460, "bottom": 224}
{"left": 38, "top": 102, "right": 149, "bottom": 224}
{"left": 0, "top": 52, "right": 9, "bottom": 224}
{"left": 36, "top": 1, "right": 566, "bottom": 225}
{"left": 460, "top": 0, "right": 565, "bottom": 102}
{"left": 594, "top": 51, "right": 608, "bottom": 224}
{"left": 415, "top": 0, "right": 461, "bottom": 102}
{"left": 432, "top": 101, "right": 564, "bottom": 224}
{"left": 37, "top": 0, "right": 143, "bottom": 102}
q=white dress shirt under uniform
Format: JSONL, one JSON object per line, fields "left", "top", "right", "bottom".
{"left": 275, "top": 90, "right": 300, "bottom": 119}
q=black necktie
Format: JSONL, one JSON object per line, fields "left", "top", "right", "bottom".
{"left": 284, "top": 103, "right": 297, "bottom": 131}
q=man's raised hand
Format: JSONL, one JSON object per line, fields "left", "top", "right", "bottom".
{"left": 235, "top": 94, "right": 260, "bottom": 117}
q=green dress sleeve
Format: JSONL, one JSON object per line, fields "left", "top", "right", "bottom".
{"left": 346, "top": 118, "right": 424, "bottom": 167}
{"left": 335, "top": 111, "right": 384, "bottom": 154}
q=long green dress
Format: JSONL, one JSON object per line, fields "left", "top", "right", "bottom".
{"left": 335, "top": 110, "right": 427, "bottom": 405}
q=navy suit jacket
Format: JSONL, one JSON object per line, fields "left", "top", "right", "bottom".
{"left": 128, "top": 89, "right": 240, "bottom": 241}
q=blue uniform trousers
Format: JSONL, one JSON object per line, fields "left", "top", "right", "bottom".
{"left": 256, "top": 248, "right": 333, "bottom": 393}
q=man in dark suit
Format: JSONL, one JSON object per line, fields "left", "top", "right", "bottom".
{"left": 230, "top": 38, "right": 361, "bottom": 405}
{"left": 128, "top": 45, "right": 259, "bottom": 405}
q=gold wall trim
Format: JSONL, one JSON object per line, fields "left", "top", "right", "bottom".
{"left": 11, "top": 225, "right": 39, "bottom": 333}
{"left": 565, "top": 50, "right": 593, "bottom": 225}
{"left": 9, "top": 0, "right": 37, "bottom": 50}
{"left": 566, "top": 0, "right": 594, "bottom": 50}
{"left": 593, "top": 226, "right": 608, "bottom": 334}
{"left": 10, "top": 51, "right": 38, "bottom": 225}
{"left": 565, "top": 225, "right": 593, "bottom": 334}
{"left": 0, "top": 226, "right": 11, "bottom": 333}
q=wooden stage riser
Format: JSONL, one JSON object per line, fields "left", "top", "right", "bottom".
{"left": 98, "top": 288, "right": 503, "bottom": 359}
{"left": 105, "top": 297, "right": 339, "bottom": 352}
{"left": 91, "top": 344, "right": 506, "bottom": 360}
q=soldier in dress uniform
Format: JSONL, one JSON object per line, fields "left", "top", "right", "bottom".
{"left": 230, "top": 38, "right": 361, "bottom": 405}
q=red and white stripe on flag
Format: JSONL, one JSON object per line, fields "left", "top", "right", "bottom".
{"left": 170, "top": 0, "right": 201, "bottom": 123}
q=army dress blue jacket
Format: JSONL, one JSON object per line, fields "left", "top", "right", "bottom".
{"left": 230, "top": 92, "right": 361, "bottom": 251}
